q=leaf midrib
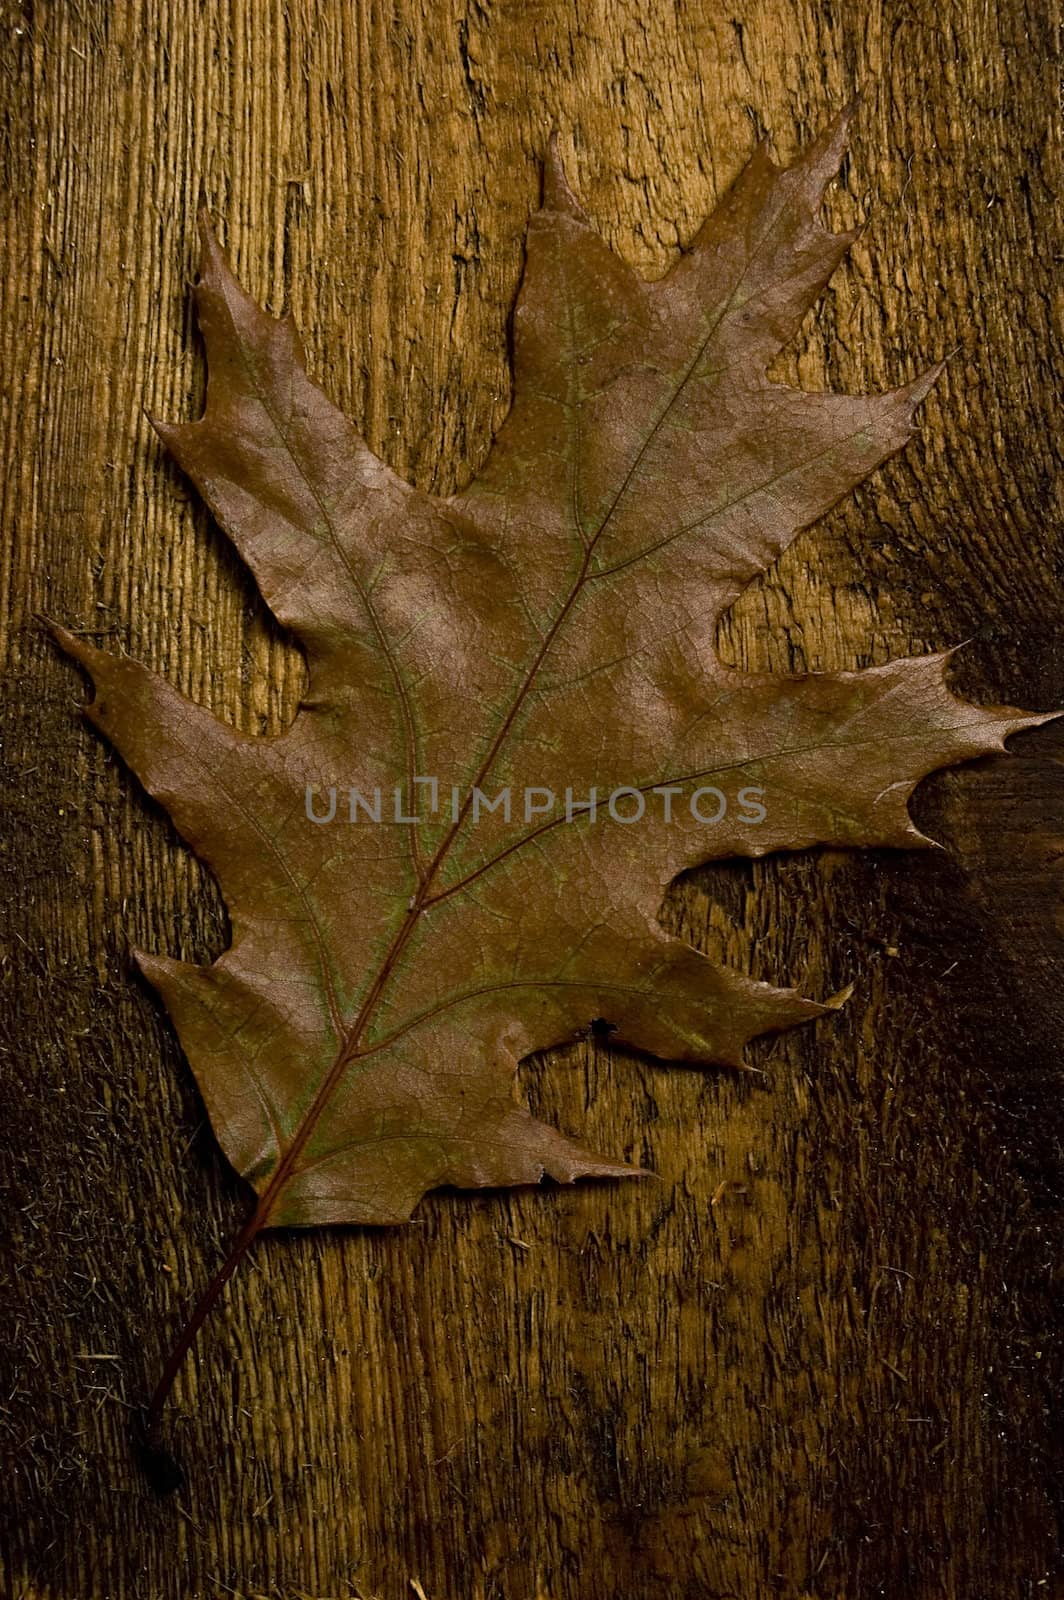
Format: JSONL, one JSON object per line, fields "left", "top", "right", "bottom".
{"left": 237, "top": 189, "right": 839, "bottom": 1208}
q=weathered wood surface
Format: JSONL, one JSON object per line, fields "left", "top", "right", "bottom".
{"left": 2, "top": 2, "right": 1063, "bottom": 1597}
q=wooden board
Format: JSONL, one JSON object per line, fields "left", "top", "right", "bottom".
{"left": 2, "top": 2, "right": 1063, "bottom": 1596}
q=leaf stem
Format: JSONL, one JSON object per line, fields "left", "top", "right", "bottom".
{"left": 142, "top": 872, "right": 434, "bottom": 1471}
{"left": 144, "top": 1193, "right": 273, "bottom": 1448}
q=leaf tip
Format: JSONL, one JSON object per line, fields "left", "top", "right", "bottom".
{"left": 821, "top": 981, "right": 855, "bottom": 1011}
{"left": 35, "top": 609, "right": 65, "bottom": 647}
{"left": 43, "top": 618, "right": 109, "bottom": 711}
{"left": 130, "top": 946, "right": 161, "bottom": 982}
{"left": 194, "top": 208, "right": 237, "bottom": 299}
{"left": 990, "top": 706, "right": 1064, "bottom": 750}
{"left": 542, "top": 133, "right": 588, "bottom": 221}
{"left": 45, "top": 617, "right": 97, "bottom": 676}
{"left": 822, "top": 98, "right": 857, "bottom": 154}
{"left": 196, "top": 205, "right": 220, "bottom": 257}
{"left": 903, "top": 360, "right": 947, "bottom": 413}
{"left": 792, "top": 99, "right": 857, "bottom": 199}
{"left": 904, "top": 822, "right": 946, "bottom": 851}
{"left": 146, "top": 410, "right": 172, "bottom": 441}
{"left": 1021, "top": 706, "right": 1064, "bottom": 733}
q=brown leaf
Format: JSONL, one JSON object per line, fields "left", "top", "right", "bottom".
{"left": 55, "top": 113, "right": 1051, "bottom": 1232}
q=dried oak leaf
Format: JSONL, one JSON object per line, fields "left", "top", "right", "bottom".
{"left": 56, "top": 117, "right": 1048, "bottom": 1230}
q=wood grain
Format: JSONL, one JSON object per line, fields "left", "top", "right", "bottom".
{"left": 2, "top": 2, "right": 1062, "bottom": 1597}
